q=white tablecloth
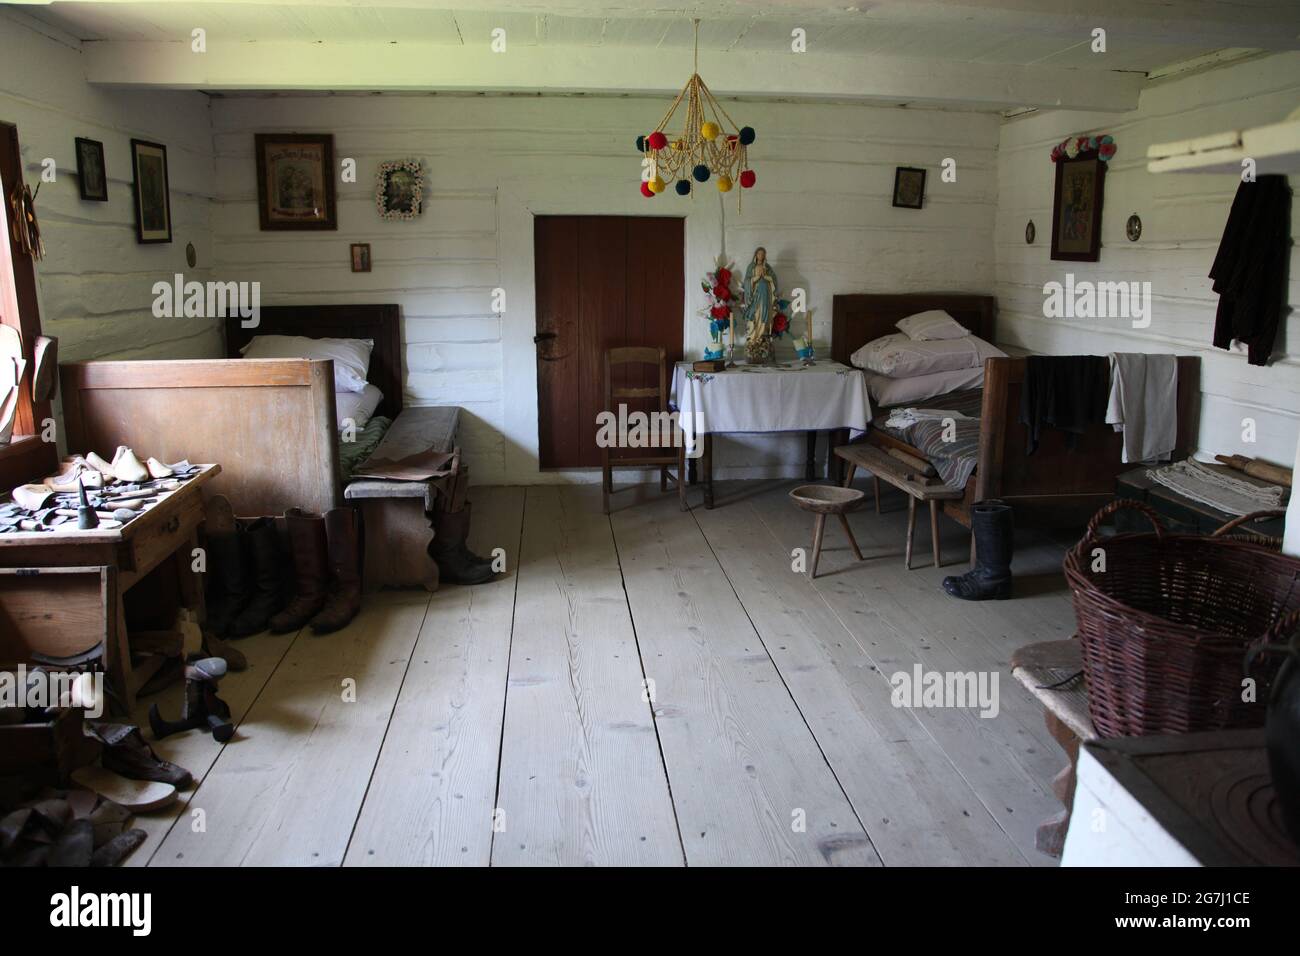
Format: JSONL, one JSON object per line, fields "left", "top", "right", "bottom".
{"left": 670, "top": 360, "right": 872, "bottom": 453}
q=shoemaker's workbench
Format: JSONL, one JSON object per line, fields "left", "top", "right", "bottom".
{"left": 0, "top": 464, "right": 220, "bottom": 712}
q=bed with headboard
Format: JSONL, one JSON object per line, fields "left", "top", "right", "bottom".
{"left": 831, "top": 293, "right": 1200, "bottom": 529}
{"left": 59, "top": 303, "right": 402, "bottom": 518}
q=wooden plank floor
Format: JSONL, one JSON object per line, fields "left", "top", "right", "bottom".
{"left": 129, "top": 480, "right": 1073, "bottom": 866}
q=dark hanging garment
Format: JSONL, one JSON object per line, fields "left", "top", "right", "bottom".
{"left": 1019, "top": 355, "right": 1110, "bottom": 455}
{"left": 1209, "top": 175, "right": 1291, "bottom": 367}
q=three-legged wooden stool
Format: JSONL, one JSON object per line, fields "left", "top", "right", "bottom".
{"left": 789, "top": 485, "right": 866, "bottom": 578}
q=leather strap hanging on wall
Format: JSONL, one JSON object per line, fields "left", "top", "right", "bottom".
{"left": 8, "top": 180, "right": 44, "bottom": 260}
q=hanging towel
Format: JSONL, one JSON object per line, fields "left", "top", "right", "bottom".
{"left": 1019, "top": 355, "right": 1110, "bottom": 455}
{"left": 1106, "top": 353, "right": 1178, "bottom": 464}
{"left": 1209, "top": 175, "right": 1291, "bottom": 367}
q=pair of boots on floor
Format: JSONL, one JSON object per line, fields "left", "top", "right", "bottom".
{"left": 206, "top": 498, "right": 361, "bottom": 637}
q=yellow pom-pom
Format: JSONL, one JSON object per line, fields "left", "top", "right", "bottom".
{"left": 717, "top": 175, "right": 733, "bottom": 192}
{"left": 700, "top": 121, "right": 721, "bottom": 141}
{"left": 649, "top": 176, "right": 666, "bottom": 194}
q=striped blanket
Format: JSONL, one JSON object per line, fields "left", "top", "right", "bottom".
{"left": 872, "top": 388, "right": 984, "bottom": 491}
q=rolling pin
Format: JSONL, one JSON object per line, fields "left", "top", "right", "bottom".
{"left": 886, "top": 446, "right": 937, "bottom": 477}
{"left": 1214, "top": 454, "right": 1293, "bottom": 488}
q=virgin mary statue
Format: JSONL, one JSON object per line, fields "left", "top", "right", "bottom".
{"left": 741, "top": 247, "right": 778, "bottom": 337}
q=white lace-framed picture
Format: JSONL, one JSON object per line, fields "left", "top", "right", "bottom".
{"left": 376, "top": 159, "right": 423, "bottom": 220}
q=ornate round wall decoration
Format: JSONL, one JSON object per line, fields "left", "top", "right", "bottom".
{"left": 185, "top": 242, "right": 197, "bottom": 267}
{"left": 376, "top": 159, "right": 424, "bottom": 221}
{"left": 1025, "top": 219, "right": 1036, "bottom": 244}
{"left": 1126, "top": 213, "right": 1142, "bottom": 242}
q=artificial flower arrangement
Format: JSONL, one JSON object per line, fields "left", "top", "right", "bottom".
{"left": 700, "top": 261, "right": 738, "bottom": 360}
{"left": 1050, "top": 133, "right": 1117, "bottom": 163}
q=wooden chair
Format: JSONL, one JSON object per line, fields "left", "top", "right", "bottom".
{"left": 602, "top": 346, "right": 687, "bottom": 515}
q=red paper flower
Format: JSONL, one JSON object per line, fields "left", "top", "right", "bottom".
{"left": 716, "top": 268, "right": 731, "bottom": 285}
{"left": 710, "top": 304, "right": 730, "bottom": 319}
{"left": 712, "top": 284, "right": 731, "bottom": 301}
{"left": 773, "top": 313, "right": 788, "bottom": 334}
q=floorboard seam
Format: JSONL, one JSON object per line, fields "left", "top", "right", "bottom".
{"left": 607, "top": 506, "right": 689, "bottom": 867}
{"left": 143, "top": 625, "right": 306, "bottom": 867}
{"left": 687, "top": 496, "right": 883, "bottom": 866}
{"left": 748, "top": 490, "right": 1036, "bottom": 866}
{"left": 339, "top": 593, "right": 437, "bottom": 867}
{"left": 487, "top": 487, "right": 528, "bottom": 867}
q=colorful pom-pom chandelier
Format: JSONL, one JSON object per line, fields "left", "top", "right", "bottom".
{"left": 637, "top": 19, "right": 755, "bottom": 206}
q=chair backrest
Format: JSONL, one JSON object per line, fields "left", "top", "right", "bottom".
{"left": 604, "top": 346, "right": 668, "bottom": 411}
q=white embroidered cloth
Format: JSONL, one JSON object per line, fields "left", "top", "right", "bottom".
{"left": 670, "top": 360, "right": 872, "bottom": 455}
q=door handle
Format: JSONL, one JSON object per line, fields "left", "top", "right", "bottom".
{"left": 533, "top": 331, "right": 557, "bottom": 344}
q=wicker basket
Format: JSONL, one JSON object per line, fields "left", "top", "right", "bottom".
{"left": 1065, "top": 500, "right": 1300, "bottom": 739}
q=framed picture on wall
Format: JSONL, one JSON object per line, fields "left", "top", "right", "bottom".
{"left": 891, "top": 166, "right": 926, "bottom": 209}
{"left": 74, "top": 137, "right": 107, "bottom": 202}
{"left": 1051, "top": 150, "right": 1106, "bottom": 261}
{"left": 254, "top": 133, "right": 337, "bottom": 231}
{"left": 350, "top": 243, "right": 372, "bottom": 273}
{"left": 129, "top": 139, "right": 172, "bottom": 243}
{"left": 376, "top": 159, "right": 423, "bottom": 220}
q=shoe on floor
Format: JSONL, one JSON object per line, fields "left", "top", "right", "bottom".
{"left": 70, "top": 767, "right": 177, "bottom": 813}
{"left": 98, "top": 725, "right": 193, "bottom": 788}
{"left": 269, "top": 509, "right": 330, "bottom": 633}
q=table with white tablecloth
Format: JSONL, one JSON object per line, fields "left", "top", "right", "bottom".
{"left": 669, "top": 360, "right": 872, "bottom": 507}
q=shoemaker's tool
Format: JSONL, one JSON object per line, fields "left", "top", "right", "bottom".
{"left": 148, "top": 656, "right": 235, "bottom": 743}
{"left": 75, "top": 478, "right": 98, "bottom": 530}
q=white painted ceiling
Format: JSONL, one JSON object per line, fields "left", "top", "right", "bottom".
{"left": 13, "top": 0, "right": 1300, "bottom": 73}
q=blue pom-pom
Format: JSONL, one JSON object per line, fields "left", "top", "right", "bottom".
{"left": 739, "top": 126, "right": 756, "bottom": 145}
{"left": 636, "top": 135, "right": 645, "bottom": 152}
{"left": 675, "top": 179, "right": 691, "bottom": 196}
{"left": 693, "top": 164, "right": 710, "bottom": 182}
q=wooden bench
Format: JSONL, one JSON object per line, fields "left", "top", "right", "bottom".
{"left": 344, "top": 406, "right": 460, "bottom": 592}
{"left": 1010, "top": 638, "right": 1096, "bottom": 858}
{"left": 834, "top": 442, "right": 964, "bottom": 568}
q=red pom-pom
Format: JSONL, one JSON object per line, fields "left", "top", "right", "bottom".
{"left": 716, "top": 268, "right": 731, "bottom": 285}
{"left": 710, "top": 304, "right": 730, "bottom": 319}
{"left": 739, "top": 169, "right": 756, "bottom": 188}
{"left": 647, "top": 131, "right": 668, "bottom": 150}
{"left": 640, "top": 181, "right": 654, "bottom": 197}
{"left": 1098, "top": 142, "right": 1117, "bottom": 161}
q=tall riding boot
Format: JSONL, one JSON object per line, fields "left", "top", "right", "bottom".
{"left": 942, "top": 499, "right": 1013, "bottom": 600}
{"left": 268, "top": 509, "right": 329, "bottom": 633}
{"left": 430, "top": 503, "right": 496, "bottom": 585}
{"left": 229, "top": 519, "right": 287, "bottom": 637}
{"left": 204, "top": 531, "right": 250, "bottom": 638}
{"left": 310, "top": 507, "right": 363, "bottom": 634}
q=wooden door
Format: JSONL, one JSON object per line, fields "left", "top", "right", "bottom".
{"left": 535, "top": 215, "right": 684, "bottom": 468}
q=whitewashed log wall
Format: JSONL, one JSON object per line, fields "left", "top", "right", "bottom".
{"left": 1, "top": 13, "right": 219, "bottom": 366}
{"left": 994, "top": 52, "right": 1300, "bottom": 467}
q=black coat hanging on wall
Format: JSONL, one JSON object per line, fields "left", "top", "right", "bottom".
{"left": 1209, "top": 175, "right": 1291, "bottom": 367}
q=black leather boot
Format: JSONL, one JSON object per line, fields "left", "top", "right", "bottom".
{"left": 229, "top": 519, "right": 287, "bottom": 637}
{"left": 204, "top": 530, "right": 250, "bottom": 638}
{"left": 429, "top": 503, "right": 496, "bottom": 585}
{"left": 943, "top": 499, "right": 1013, "bottom": 600}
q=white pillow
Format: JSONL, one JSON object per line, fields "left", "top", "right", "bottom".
{"left": 864, "top": 366, "right": 985, "bottom": 407}
{"left": 335, "top": 383, "right": 383, "bottom": 432}
{"left": 241, "top": 334, "right": 373, "bottom": 393}
{"left": 896, "top": 310, "right": 971, "bottom": 341}
{"left": 851, "top": 333, "right": 1005, "bottom": 378}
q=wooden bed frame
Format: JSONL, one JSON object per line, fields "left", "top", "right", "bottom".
{"left": 831, "top": 293, "right": 1199, "bottom": 529}
{"left": 60, "top": 304, "right": 403, "bottom": 517}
